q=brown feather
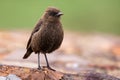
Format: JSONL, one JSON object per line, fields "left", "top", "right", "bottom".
{"left": 26, "top": 19, "right": 43, "bottom": 49}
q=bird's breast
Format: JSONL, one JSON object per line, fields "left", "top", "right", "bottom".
{"left": 31, "top": 23, "right": 63, "bottom": 53}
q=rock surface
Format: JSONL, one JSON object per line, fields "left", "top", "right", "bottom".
{"left": 0, "top": 65, "right": 120, "bottom": 80}
{"left": 0, "top": 74, "right": 21, "bottom": 80}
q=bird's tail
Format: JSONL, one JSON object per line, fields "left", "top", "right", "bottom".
{"left": 23, "top": 48, "right": 33, "bottom": 59}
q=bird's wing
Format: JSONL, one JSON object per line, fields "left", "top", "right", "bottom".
{"left": 26, "top": 19, "right": 43, "bottom": 49}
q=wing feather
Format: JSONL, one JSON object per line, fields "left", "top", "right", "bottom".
{"left": 26, "top": 19, "right": 43, "bottom": 49}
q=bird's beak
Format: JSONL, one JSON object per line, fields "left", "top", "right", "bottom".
{"left": 56, "top": 12, "right": 63, "bottom": 16}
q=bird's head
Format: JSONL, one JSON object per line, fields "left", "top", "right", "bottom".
{"left": 43, "top": 7, "right": 63, "bottom": 22}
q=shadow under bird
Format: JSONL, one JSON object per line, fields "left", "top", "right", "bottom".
{"left": 23, "top": 7, "right": 64, "bottom": 70}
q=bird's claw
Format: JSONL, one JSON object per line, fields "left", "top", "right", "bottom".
{"left": 47, "top": 66, "right": 56, "bottom": 71}
{"left": 37, "top": 66, "right": 42, "bottom": 70}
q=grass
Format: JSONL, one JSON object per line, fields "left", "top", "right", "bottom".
{"left": 0, "top": 0, "right": 120, "bottom": 35}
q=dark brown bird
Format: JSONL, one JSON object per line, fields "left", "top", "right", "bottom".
{"left": 23, "top": 7, "right": 64, "bottom": 70}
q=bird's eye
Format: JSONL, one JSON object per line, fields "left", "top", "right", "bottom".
{"left": 49, "top": 12, "right": 57, "bottom": 16}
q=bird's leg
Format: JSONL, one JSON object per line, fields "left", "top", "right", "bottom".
{"left": 44, "top": 53, "right": 55, "bottom": 71}
{"left": 44, "top": 53, "right": 50, "bottom": 67}
{"left": 37, "top": 53, "right": 41, "bottom": 70}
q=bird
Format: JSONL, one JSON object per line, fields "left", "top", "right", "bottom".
{"left": 23, "top": 7, "right": 64, "bottom": 70}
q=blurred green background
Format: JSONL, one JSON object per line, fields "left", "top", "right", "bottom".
{"left": 0, "top": 0, "right": 120, "bottom": 34}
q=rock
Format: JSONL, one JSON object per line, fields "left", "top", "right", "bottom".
{"left": 0, "top": 77, "right": 6, "bottom": 80}
{"left": 6, "top": 74, "right": 21, "bottom": 80}
{"left": 0, "top": 74, "right": 21, "bottom": 80}
{"left": 0, "top": 65, "right": 120, "bottom": 80}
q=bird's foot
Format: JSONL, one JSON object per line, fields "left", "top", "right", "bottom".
{"left": 47, "top": 66, "right": 56, "bottom": 71}
{"left": 37, "top": 66, "right": 42, "bottom": 70}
